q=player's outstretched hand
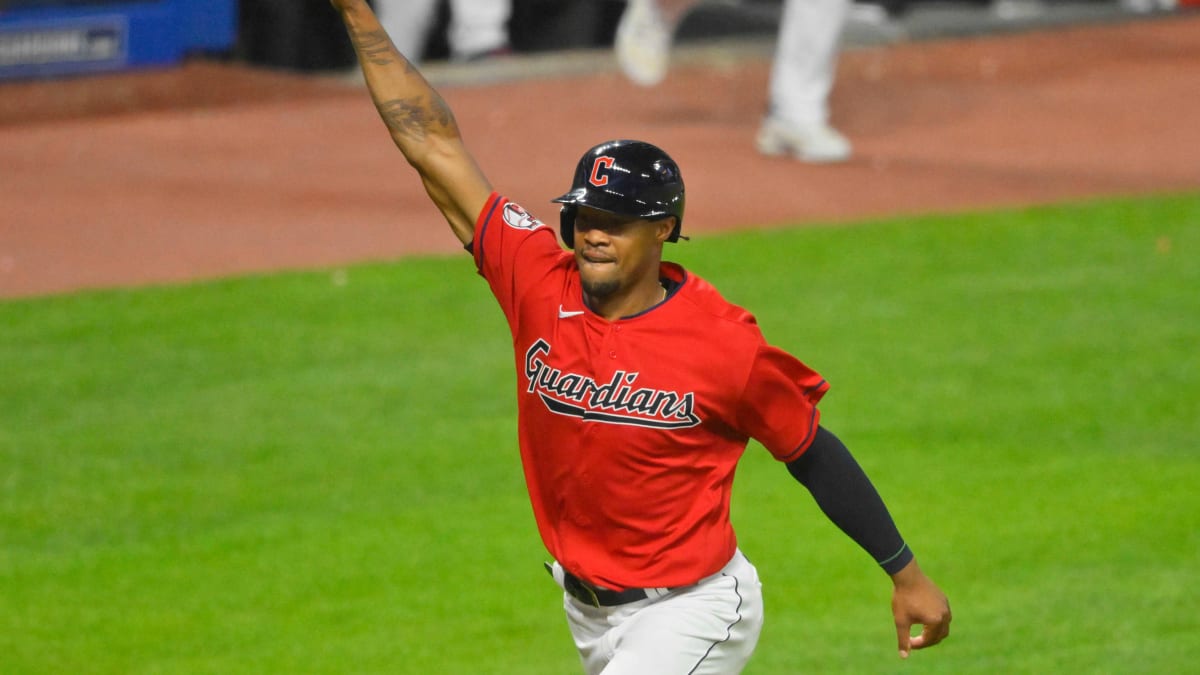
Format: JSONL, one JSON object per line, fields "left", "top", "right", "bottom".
{"left": 889, "top": 559, "right": 951, "bottom": 658}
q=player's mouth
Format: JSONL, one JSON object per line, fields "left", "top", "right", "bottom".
{"left": 580, "top": 251, "right": 616, "bottom": 266}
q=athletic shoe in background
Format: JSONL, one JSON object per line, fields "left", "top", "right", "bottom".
{"left": 756, "top": 116, "right": 853, "bottom": 163}
{"left": 615, "top": 0, "right": 679, "bottom": 87}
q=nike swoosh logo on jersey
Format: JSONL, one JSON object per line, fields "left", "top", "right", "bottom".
{"left": 558, "top": 305, "right": 586, "bottom": 319}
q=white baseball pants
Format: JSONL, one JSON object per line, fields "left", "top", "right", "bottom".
{"left": 768, "top": 0, "right": 851, "bottom": 126}
{"left": 553, "top": 550, "right": 764, "bottom": 674}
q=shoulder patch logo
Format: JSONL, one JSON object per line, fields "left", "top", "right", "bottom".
{"left": 502, "top": 202, "right": 544, "bottom": 231}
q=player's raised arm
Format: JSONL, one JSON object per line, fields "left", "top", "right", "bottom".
{"left": 330, "top": 0, "right": 491, "bottom": 246}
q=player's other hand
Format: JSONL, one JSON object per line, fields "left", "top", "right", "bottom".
{"left": 889, "top": 559, "right": 951, "bottom": 658}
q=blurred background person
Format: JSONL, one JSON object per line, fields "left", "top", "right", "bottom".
{"left": 375, "top": 0, "right": 512, "bottom": 63}
{"left": 617, "top": 0, "right": 852, "bottom": 163}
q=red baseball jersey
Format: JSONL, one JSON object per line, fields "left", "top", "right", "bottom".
{"left": 472, "top": 193, "right": 829, "bottom": 591}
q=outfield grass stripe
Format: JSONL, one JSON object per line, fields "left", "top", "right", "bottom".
{"left": 2, "top": 193, "right": 1197, "bottom": 673}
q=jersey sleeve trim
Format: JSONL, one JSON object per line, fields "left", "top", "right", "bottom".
{"left": 777, "top": 400, "right": 823, "bottom": 463}
{"left": 805, "top": 379, "right": 830, "bottom": 397}
{"left": 472, "top": 192, "right": 505, "bottom": 273}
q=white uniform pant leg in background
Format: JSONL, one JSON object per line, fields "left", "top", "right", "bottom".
{"left": 374, "top": 0, "right": 439, "bottom": 63}
{"left": 447, "top": 0, "right": 512, "bottom": 58}
{"left": 557, "top": 550, "right": 764, "bottom": 675}
{"left": 767, "top": 0, "right": 852, "bottom": 127}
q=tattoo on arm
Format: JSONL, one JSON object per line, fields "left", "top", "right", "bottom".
{"left": 343, "top": 24, "right": 456, "bottom": 142}
{"left": 348, "top": 27, "right": 398, "bottom": 67}
{"left": 377, "top": 96, "right": 456, "bottom": 142}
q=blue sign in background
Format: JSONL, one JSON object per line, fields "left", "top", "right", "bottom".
{"left": 0, "top": 0, "right": 236, "bottom": 80}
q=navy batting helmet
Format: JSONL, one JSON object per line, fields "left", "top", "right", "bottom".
{"left": 552, "top": 140, "right": 686, "bottom": 248}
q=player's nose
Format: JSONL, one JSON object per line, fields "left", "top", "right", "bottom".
{"left": 578, "top": 226, "right": 611, "bottom": 246}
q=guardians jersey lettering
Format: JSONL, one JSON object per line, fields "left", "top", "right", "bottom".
{"left": 525, "top": 338, "right": 701, "bottom": 429}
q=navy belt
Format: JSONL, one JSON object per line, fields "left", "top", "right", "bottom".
{"left": 545, "top": 563, "right": 661, "bottom": 607}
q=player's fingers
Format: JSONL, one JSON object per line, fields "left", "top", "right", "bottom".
{"left": 909, "top": 617, "right": 951, "bottom": 651}
{"left": 896, "top": 621, "right": 913, "bottom": 659}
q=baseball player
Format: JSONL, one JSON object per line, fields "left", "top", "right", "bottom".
{"left": 328, "top": 1, "right": 951, "bottom": 672}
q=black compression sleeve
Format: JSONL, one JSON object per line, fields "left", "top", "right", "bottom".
{"left": 786, "top": 426, "right": 914, "bottom": 575}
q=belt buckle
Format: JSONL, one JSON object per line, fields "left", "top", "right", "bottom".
{"left": 572, "top": 576, "right": 602, "bottom": 608}
{"left": 582, "top": 583, "right": 601, "bottom": 608}
{"left": 546, "top": 561, "right": 604, "bottom": 608}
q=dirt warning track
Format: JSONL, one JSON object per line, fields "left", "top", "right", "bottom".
{"left": 1, "top": 13, "right": 1197, "bottom": 299}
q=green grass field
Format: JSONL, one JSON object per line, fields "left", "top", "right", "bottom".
{"left": 2, "top": 193, "right": 1197, "bottom": 673}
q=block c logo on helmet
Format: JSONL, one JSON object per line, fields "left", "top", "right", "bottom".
{"left": 589, "top": 156, "right": 616, "bottom": 187}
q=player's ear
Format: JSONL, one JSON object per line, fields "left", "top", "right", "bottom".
{"left": 654, "top": 217, "right": 677, "bottom": 243}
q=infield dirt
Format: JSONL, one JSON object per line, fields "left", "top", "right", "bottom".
{"left": 1, "top": 12, "right": 1197, "bottom": 299}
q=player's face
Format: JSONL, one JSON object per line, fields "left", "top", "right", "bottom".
{"left": 573, "top": 207, "right": 674, "bottom": 302}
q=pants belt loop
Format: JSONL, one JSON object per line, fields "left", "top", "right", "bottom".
{"left": 644, "top": 586, "right": 671, "bottom": 600}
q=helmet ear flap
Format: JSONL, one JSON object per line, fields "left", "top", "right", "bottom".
{"left": 559, "top": 204, "right": 577, "bottom": 248}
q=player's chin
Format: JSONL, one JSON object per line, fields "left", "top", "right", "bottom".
{"left": 580, "top": 275, "right": 621, "bottom": 300}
